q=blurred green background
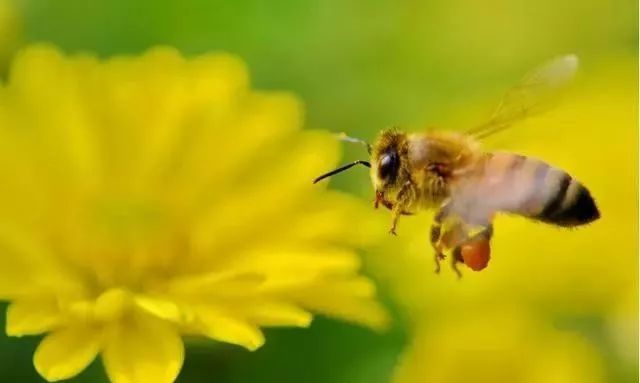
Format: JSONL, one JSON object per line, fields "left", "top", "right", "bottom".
{"left": 0, "top": 0, "right": 637, "bottom": 382}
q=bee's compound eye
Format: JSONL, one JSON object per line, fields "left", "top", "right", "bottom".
{"left": 379, "top": 151, "right": 398, "bottom": 180}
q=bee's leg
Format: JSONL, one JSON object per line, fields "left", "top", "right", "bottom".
{"left": 389, "top": 209, "right": 400, "bottom": 236}
{"left": 463, "top": 223, "right": 494, "bottom": 244}
{"left": 430, "top": 206, "right": 450, "bottom": 273}
{"left": 451, "top": 247, "right": 463, "bottom": 278}
{"left": 431, "top": 224, "right": 445, "bottom": 273}
{"left": 474, "top": 224, "right": 494, "bottom": 242}
{"left": 388, "top": 182, "right": 414, "bottom": 235}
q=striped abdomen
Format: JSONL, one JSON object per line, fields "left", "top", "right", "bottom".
{"left": 464, "top": 153, "right": 600, "bottom": 227}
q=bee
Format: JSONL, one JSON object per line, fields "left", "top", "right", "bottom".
{"left": 313, "top": 55, "right": 600, "bottom": 277}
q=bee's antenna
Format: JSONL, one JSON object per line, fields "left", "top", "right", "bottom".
{"left": 336, "top": 132, "right": 372, "bottom": 154}
{"left": 313, "top": 160, "right": 371, "bottom": 184}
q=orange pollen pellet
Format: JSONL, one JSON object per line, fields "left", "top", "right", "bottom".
{"left": 461, "top": 239, "right": 491, "bottom": 271}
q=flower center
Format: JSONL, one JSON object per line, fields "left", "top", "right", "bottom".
{"left": 91, "top": 197, "right": 166, "bottom": 239}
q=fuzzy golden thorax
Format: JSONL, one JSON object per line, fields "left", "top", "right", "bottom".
{"left": 406, "top": 131, "right": 481, "bottom": 203}
{"left": 371, "top": 128, "right": 482, "bottom": 212}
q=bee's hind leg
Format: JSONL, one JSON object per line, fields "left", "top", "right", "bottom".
{"left": 451, "top": 247, "right": 463, "bottom": 278}
{"left": 474, "top": 224, "right": 493, "bottom": 242}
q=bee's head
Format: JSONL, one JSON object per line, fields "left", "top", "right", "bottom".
{"left": 370, "top": 128, "right": 408, "bottom": 193}
{"left": 312, "top": 129, "right": 408, "bottom": 204}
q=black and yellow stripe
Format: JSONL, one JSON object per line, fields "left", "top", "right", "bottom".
{"left": 480, "top": 153, "right": 600, "bottom": 227}
{"left": 536, "top": 172, "right": 600, "bottom": 226}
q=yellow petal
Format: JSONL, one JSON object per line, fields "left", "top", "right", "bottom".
{"left": 93, "top": 288, "right": 132, "bottom": 322}
{"left": 134, "top": 295, "right": 183, "bottom": 322}
{"left": 0, "top": 224, "right": 81, "bottom": 299}
{"left": 284, "top": 191, "right": 383, "bottom": 247}
{"left": 241, "top": 302, "right": 312, "bottom": 327}
{"left": 237, "top": 249, "right": 361, "bottom": 277}
{"left": 294, "top": 279, "right": 390, "bottom": 331}
{"left": 7, "top": 45, "right": 100, "bottom": 195}
{"left": 33, "top": 326, "right": 101, "bottom": 382}
{"left": 304, "top": 297, "right": 390, "bottom": 331}
{"left": 186, "top": 52, "right": 249, "bottom": 106}
{"left": 168, "top": 91, "right": 300, "bottom": 205}
{"left": 6, "top": 298, "right": 63, "bottom": 336}
{"left": 191, "top": 130, "right": 340, "bottom": 255}
{"left": 193, "top": 306, "right": 264, "bottom": 351}
{"left": 168, "top": 248, "right": 360, "bottom": 296}
{"left": 102, "top": 314, "right": 183, "bottom": 383}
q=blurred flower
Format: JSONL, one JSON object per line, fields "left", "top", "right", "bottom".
{"left": 605, "top": 290, "right": 638, "bottom": 367}
{"left": 0, "top": 0, "right": 22, "bottom": 68}
{"left": 0, "top": 45, "right": 387, "bottom": 382}
{"left": 393, "top": 307, "right": 606, "bottom": 383}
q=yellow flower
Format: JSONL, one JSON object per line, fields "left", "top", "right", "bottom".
{"left": 0, "top": 45, "right": 388, "bottom": 382}
{"left": 393, "top": 307, "right": 606, "bottom": 383}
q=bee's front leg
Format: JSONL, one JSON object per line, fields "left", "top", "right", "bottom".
{"left": 388, "top": 182, "right": 414, "bottom": 236}
{"left": 389, "top": 207, "right": 401, "bottom": 236}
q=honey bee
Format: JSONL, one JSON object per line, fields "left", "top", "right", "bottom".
{"left": 313, "top": 55, "right": 600, "bottom": 277}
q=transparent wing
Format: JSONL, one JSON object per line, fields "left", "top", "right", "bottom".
{"left": 466, "top": 54, "right": 579, "bottom": 139}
